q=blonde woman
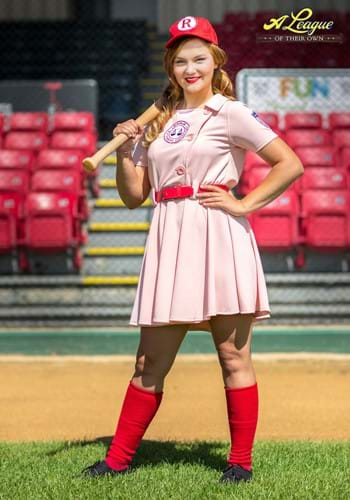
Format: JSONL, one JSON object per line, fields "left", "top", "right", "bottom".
{"left": 82, "top": 16, "right": 303, "bottom": 483}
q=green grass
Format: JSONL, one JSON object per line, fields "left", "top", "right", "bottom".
{"left": 0, "top": 439, "right": 349, "bottom": 499}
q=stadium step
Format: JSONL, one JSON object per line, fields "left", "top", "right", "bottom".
{"left": 1, "top": 274, "right": 350, "bottom": 326}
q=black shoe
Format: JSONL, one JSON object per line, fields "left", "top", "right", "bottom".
{"left": 219, "top": 464, "right": 253, "bottom": 483}
{"left": 81, "top": 460, "right": 130, "bottom": 478}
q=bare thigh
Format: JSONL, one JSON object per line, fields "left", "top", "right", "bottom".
{"left": 132, "top": 323, "right": 190, "bottom": 392}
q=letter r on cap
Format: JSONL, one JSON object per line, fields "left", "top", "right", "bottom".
{"left": 178, "top": 16, "right": 196, "bottom": 31}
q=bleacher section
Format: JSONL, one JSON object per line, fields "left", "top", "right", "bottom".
{"left": 240, "top": 111, "right": 350, "bottom": 272}
{"left": 0, "top": 111, "right": 96, "bottom": 273}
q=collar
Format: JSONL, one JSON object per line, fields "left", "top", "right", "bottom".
{"left": 204, "top": 93, "right": 230, "bottom": 112}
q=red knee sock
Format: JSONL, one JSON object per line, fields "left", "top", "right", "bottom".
{"left": 105, "top": 381, "right": 163, "bottom": 471}
{"left": 224, "top": 382, "right": 259, "bottom": 471}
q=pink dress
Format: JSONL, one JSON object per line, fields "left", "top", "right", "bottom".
{"left": 128, "top": 94, "right": 278, "bottom": 331}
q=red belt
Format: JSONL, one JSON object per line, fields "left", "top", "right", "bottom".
{"left": 155, "top": 184, "right": 229, "bottom": 202}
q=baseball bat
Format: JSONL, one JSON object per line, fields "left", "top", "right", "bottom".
{"left": 82, "top": 99, "right": 162, "bottom": 172}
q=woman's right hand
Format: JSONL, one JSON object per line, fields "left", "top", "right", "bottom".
{"left": 113, "top": 119, "right": 144, "bottom": 153}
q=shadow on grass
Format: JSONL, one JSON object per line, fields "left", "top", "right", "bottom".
{"left": 45, "top": 436, "right": 228, "bottom": 471}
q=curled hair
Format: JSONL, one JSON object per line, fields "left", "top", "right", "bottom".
{"left": 144, "top": 37, "right": 236, "bottom": 147}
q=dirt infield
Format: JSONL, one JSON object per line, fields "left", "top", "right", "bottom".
{"left": 1, "top": 355, "right": 349, "bottom": 442}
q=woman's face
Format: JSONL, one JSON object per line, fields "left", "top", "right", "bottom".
{"left": 172, "top": 38, "right": 217, "bottom": 97}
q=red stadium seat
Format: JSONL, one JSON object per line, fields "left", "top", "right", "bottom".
{"left": 31, "top": 169, "right": 89, "bottom": 221}
{"left": 0, "top": 150, "right": 34, "bottom": 170}
{"left": 285, "top": 112, "right": 323, "bottom": 129}
{"left": 340, "top": 147, "right": 350, "bottom": 169}
{"left": 295, "top": 146, "right": 336, "bottom": 167}
{"left": 285, "top": 129, "right": 331, "bottom": 148}
{"left": 25, "top": 192, "right": 79, "bottom": 249}
{"left": 50, "top": 131, "right": 96, "bottom": 156}
{"left": 302, "top": 168, "right": 347, "bottom": 191}
{"left": 0, "top": 169, "right": 29, "bottom": 195}
{"left": 249, "top": 191, "right": 299, "bottom": 250}
{"left": 301, "top": 190, "right": 349, "bottom": 248}
{"left": 329, "top": 112, "right": 350, "bottom": 129}
{"left": 24, "top": 192, "right": 82, "bottom": 272}
{"left": 9, "top": 112, "right": 48, "bottom": 132}
{"left": 52, "top": 112, "right": 95, "bottom": 132}
{"left": 0, "top": 114, "right": 4, "bottom": 134}
{"left": 258, "top": 112, "right": 279, "bottom": 130}
{"left": 36, "top": 149, "right": 84, "bottom": 171}
{"left": 4, "top": 132, "right": 48, "bottom": 152}
{"left": 332, "top": 129, "right": 350, "bottom": 149}
{"left": 0, "top": 192, "right": 23, "bottom": 252}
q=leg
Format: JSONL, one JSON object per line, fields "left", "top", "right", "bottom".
{"left": 210, "top": 314, "right": 258, "bottom": 474}
{"left": 132, "top": 323, "right": 190, "bottom": 392}
{"left": 209, "top": 313, "right": 255, "bottom": 389}
{"left": 104, "top": 323, "right": 189, "bottom": 472}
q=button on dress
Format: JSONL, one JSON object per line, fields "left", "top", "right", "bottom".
{"left": 128, "top": 94, "right": 279, "bottom": 331}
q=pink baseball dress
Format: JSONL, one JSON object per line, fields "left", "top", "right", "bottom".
{"left": 128, "top": 93, "right": 279, "bottom": 331}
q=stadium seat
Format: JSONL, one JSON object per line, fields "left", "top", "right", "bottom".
{"left": 249, "top": 190, "right": 299, "bottom": 250}
{"left": 0, "top": 192, "right": 24, "bottom": 272}
{"left": 0, "top": 169, "right": 29, "bottom": 195}
{"left": 301, "top": 167, "right": 347, "bottom": 191}
{"left": 0, "top": 192, "right": 23, "bottom": 252}
{"left": 295, "top": 146, "right": 336, "bottom": 167}
{"left": 36, "top": 149, "right": 84, "bottom": 171}
{"left": 50, "top": 131, "right": 96, "bottom": 156}
{"left": 31, "top": 169, "right": 89, "bottom": 221}
{"left": 0, "top": 150, "right": 34, "bottom": 170}
{"left": 340, "top": 147, "right": 350, "bottom": 169}
{"left": 332, "top": 129, "right": 350, "bottom": 150}
{"left": 301, "top": 190, "right": 349, "bottom": 248}
{"left": 4, "top": 132, "right": 48, "bottom": 152}
{"left": 285, "top": 112, "right": 323, "bottom": 129}
{"left": 24, "top": 192, "right": 82, "bottom": 272}
{"left": 0, "top": 114, "right": 5, "bottom": 134}
{"left": 285, "top": 129, "right": 331, "bottom": 148}
{"left": 9, "top": 112, "right": 48, "bottom": 132}
{"left": 49, "top": 132, "right": 99, "bottom": 197}
{"left": 52, "top": 112, "right": 95, "bottom": 132}
{"left": 329, "top": 112, "right": 350, "bottom": 129}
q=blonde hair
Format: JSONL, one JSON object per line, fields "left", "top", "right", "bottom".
{"left": 143, "top": 36, "right": 236, "bottom": 147}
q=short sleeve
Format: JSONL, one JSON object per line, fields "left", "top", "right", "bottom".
{"left": 132, "top": 134, "right": 148, "bottom": 168}
{"left": 226, "top": 101, "right": 278, "bottom": 153}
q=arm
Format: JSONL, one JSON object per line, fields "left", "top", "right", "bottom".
{"left": 116, "top": 151, "right": 151, "bottom": 209}
{"left": 114, "top": 120, "right": 151, "bottom": 209}
{"left": 240, "top": 137, "right": 304, "bottom": 215}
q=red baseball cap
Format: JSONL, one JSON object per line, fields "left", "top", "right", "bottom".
{"left": 165, "top": 16, "right": 218, "bottom": 48}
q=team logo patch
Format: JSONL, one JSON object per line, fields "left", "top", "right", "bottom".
{"left": 164, "top": 120, "right": 190, "bottom": 143}
{"left": 251, "top": 111, "right": 270, "bottom": 129}
{"left": 177, "top": 16, "right": 197, "bottom": 31}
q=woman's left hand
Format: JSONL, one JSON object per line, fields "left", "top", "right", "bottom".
{"left": 196, "top": 185, "right": 249, "bottom": 217}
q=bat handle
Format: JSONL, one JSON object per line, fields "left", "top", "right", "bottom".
{"left": 82, "top": 101, "right": 161, "bottom": 172}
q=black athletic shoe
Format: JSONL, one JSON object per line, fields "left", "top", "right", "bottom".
{"left": 219, "top": 464, "right": 253, "bottom": 483}
{"left": 81, "top": 460, "right": 130, "bottom": 478}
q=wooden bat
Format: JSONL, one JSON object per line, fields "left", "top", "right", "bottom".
{"left": 82, "top": 99, "right": 162, "bottom": 172}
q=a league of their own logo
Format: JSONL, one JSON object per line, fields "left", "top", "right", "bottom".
{"left": 164, "top": 120, "right": 190, "bottom": 143}
{"left": 177, "top": 16, "right": 197, "bottom": 31}
{"left": 251, "top": 110, "right": 270, "bottom": 128}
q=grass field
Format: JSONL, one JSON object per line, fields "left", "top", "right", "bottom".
{"left": 0, "top": 439, "right": 349, "bottom": 499}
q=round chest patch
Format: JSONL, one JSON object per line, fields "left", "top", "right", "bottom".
{"left": 164, "top": 120, "right": 190, "bottom": 143}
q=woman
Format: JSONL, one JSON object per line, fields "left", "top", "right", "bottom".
{"left": 82, "top": 16, "right": 303, "bottom": 483}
